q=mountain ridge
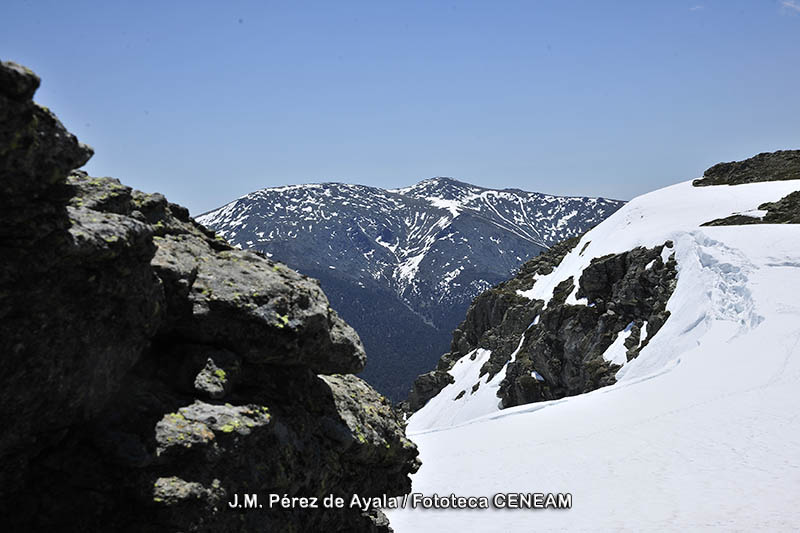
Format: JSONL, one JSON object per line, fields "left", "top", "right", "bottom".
{"left": 198, "top": 178, "right": 624, "bottom": 400}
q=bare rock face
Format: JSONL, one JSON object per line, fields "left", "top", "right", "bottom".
{"left": 0, "top": 61, "right": 418, "bottom": 532}
{"left": 406, "top": 237, "right": 580, "bottom": 411}
{"left": 406, "top": 234, "right": 678, "bottom": 412}
{"left": 693, "top": 149, "right": 800, "bottom": 186}
{"left": 498, "top": 242, "right": 677, "bottom": 407}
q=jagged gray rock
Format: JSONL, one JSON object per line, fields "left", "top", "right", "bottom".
{"left": 693, "top": 149, "right": 800, "bottom": 186}
{"left": 0, "top": 60, "right": 417, "bottom": 533}
{"left": 499, "top": 242, "right": 677, "bottom": 407}
{"left": 406, "top": 235, "right": 678, "bottom": 412}
{"left": 406, "top": 237, "right": 580, "bottom": 411}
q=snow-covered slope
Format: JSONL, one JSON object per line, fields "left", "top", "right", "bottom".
{"left": 389, "top": 178, "right": 800, "bottom": 531}
{"left": 197, "top": 178, "right": 623, "bottom": 400}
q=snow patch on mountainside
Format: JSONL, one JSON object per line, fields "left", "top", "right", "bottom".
{"left": 409, "top": 335, "right": 529, "bottom": 431}
{"left": 602, "top": 322, "right": 634, "bottom": 366}
{"left": 429, "top": 197, "right": 463, "bottom": 217}
{"left": 388, "top": 178, "right": 800, "bottom": 531}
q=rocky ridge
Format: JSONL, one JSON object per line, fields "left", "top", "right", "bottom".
{"left": 693, "top": 149, "right": 800, "bottom": 187}
{"left": 198, "top": 163, "right": 624, "bottom": 401}
{"left": 407, "top": 235, "right": 678, "bottom": 412}
{"left": 0, "top": 61, "right": 418, "bottom": 532}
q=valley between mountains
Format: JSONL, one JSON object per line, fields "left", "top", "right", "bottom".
{"left": 4, "top": 57, "right": 800, "bottom": 532}
{"left": 198, "top": 179, "right": 623, "bottom": 400}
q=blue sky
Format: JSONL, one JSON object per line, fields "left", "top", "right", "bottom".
{"left": 3, "top": 0, "right": 799, "bottom": 214}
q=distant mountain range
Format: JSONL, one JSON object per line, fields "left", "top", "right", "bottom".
{"left": 197, "top": 177, "right": 624, "bottom": 399}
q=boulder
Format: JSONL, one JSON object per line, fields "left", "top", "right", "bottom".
{"left": 0, "top": 60, "right": 417, "bottom": 532}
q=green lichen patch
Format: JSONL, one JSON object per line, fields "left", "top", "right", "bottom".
{"left": 152, "top": 476, "right": 209, "bottom": 506}
{"left": 275, "top": 312, "right": 290, "bottom": 328}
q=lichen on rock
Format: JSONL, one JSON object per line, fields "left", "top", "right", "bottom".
{"left": 0, "top": 60, "right": 418, "bottom": 532}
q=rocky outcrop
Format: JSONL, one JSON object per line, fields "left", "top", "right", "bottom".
{"left": 198, "top": 165, "right": 624, "bottom": 404}
{"left": 498, "top": 243, "right": 676, "bottom": 407}
{"left": 406, "top": 237, "right": 580, "bottom": 411}
{"left": 406, "top": 234, "right": 678, "bottom": 411}
{"left": 0, "top": 61, "right": 418, "bottom": 532}
{"left": 692, "top": 149, "right": 800, "bottom": 186}
{"left": 702, "top": 190, "right": 800, "bottom": 226}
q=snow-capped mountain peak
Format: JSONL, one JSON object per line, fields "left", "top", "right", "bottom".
{"left": 197, "top": 177, "right": 624, "bottom": 400}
